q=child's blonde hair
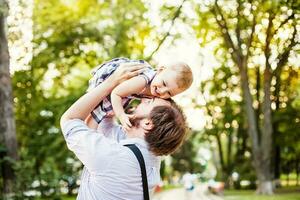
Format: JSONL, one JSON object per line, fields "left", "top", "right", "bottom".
{"left": 167, "top": 62, "right": 193, "bottom": 90}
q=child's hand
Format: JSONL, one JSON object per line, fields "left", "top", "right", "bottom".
{"left": 110, "top": 63, "right": 147, "bottom": 85}
{"left": 119, "top": 113, "right": 135, "bottom": 132}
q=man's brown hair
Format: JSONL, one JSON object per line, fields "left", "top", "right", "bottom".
{"left": 144, "top": 100, "right": 188, "bottom": 156}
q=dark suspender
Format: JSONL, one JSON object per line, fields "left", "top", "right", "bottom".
{"left": 124, "top": 144, "right": 150, "bottom": 200}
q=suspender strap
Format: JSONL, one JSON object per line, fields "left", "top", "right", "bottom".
{"left": 124, "top": 144, "right": 150, "bottom": 200}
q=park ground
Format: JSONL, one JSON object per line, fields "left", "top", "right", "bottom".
{"left": 224, "top": 187, "right": 300, "bottom": 200}
{"left": 152, "top": 185, "right": 300, "bottom": 200}
{"left": 36, "top": 185, "right": 300, "bottom": 200}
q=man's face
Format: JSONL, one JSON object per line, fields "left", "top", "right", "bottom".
{"left": 132, "top": 97, "right": 170, "bottom": 119}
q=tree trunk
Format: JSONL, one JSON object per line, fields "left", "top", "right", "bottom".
{"left": 273, "top": 145, "right": 281, "bottom": 186}
{"left": 256, "top": 180, "right": 273, "bottom": 195}
{"left": 212, "top": 1, "right": 276, "bottom": 194}
{"left": 238, "top": 61, "right": 260, "bottom": 158}
{"left": 239, "top": 59, "right": 273, "bottom": 194}
{"left": 255, "top": 66, "right": 261, "bottom": 141}
{"left": 256, "top": 13, "right": 275, "bottom": 194}
{"left": 0, "top": 0, "right": 19, "bottom": 195}
{"left": 215, "top": 134, "right": 231, "bottom": 188}
{"left": 216, "top": 134, "right": 225, "bottom": 173}
{"left": 273, "top": 77, "right": 281, "bottom": 187}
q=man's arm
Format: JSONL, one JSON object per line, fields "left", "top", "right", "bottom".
{"left": 59, "top": 63, "right": 146, "bottom": 171}
{"left": 60, "top": 63, "right": 146, "bottom": 126}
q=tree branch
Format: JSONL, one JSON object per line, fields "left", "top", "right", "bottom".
{"left": 264, "top": 12, "right": 275, "bottom": 72}
{"left": 273, "top": 24, "right": 297, "bottom": 77}
{"left": 235, "top": 0, "right": 242, "bottom": 50}
{"left": 213, "top": 1, "right": 236, "bottom": 52}
{"left": 273, "top": 13, "right": 295, "bottom": 37}
{"left": 245, "top": 0, "right": 256, "bottom": 62}
{"left": 212, "top": 0, "right": 243, "bottom": 65}
{"left": 0, "top": 0, "right": 9, "bottom": 17}
{"left": 146, "top": 0, "right": 186, "bottom": 60}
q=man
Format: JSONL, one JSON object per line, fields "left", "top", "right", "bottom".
{"left": 60, "top": 63, "right": 188, "bottom": 199}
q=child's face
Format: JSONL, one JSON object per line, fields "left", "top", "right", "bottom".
{"left": 150, "top": 67, "right": 183, "bottom": 99}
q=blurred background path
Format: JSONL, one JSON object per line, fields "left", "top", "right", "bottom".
{"left": 153, "top": 184, "right": 223, "bottom": 200}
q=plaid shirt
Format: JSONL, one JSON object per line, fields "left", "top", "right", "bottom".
{"left": 88, "top": 57, "right": 156, "bottom": 123}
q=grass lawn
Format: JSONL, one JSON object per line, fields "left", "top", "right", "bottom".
{"left": 37, "top": 186, "right": 300, "bottom": 200}
{"left": 35, "top": 196, "right": 75, "bottom": 200}
{"left": 224, "top": 187, "right": 300, "bottom": 200}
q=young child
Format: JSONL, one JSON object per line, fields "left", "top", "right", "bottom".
{"left": 87, "top": 57, "right": 193, "bottom": 131}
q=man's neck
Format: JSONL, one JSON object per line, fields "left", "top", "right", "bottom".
{"left": 126, "top": 129, "right": 145, "bottom": 140}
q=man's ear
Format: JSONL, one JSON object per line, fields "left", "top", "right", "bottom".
{"left": 141, "top": 118, "right": 153, "bottom": 132}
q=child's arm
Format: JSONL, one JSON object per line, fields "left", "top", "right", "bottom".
{"left": 60, "top": 64, "right": 146, "bottom": 125}
{"left": 111, "top": 76, "right": 147, "bottom": 131}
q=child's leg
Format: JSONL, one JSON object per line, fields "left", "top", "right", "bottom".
{"left": 87, "top": 62, "right": 118, "bottom": 124}
{"left": 87, "top": 58, "right": 130, "bottom": 124}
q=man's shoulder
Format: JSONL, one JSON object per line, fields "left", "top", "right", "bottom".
{"left": 119, "top": 140, "right": 161, "bottom": 167}
{"left": 61, "top": 119, "right": 87, "bottom": 135}
{"left": 98, "top": 118, "right": 126, "bottom": 142}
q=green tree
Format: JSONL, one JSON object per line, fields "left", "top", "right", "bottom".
{"left": 171, "top": 131, "right": 205, "bottom": 175}
{"left": 192, "top": 0, "right": 299, "bottom": 194}
{"left": 274, "top": 68, "right": 300, "bottom": 186}
{"left": 9, "top": 0, "right": 166, "bottom": 197}
{"left": 200, "top": 64, "right": 253, "bottom": 188}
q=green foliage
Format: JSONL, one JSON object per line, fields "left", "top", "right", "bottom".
{"left": 10, "top": 0, "right": 154, "bottom": 197}
{"left": 199, "top": 62, "right": 255, "bottom": 187}
{"left": 171, "top": 131, "right": 206, "bottom": 175}
{"left": 5, "top": 0, "right": 299, "bottom": 197}
{"left": 191, "top": 0, "right": 300, "bottom": 189}
{"left": 292, "top": 83, "right": 300, "bottom": 110}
